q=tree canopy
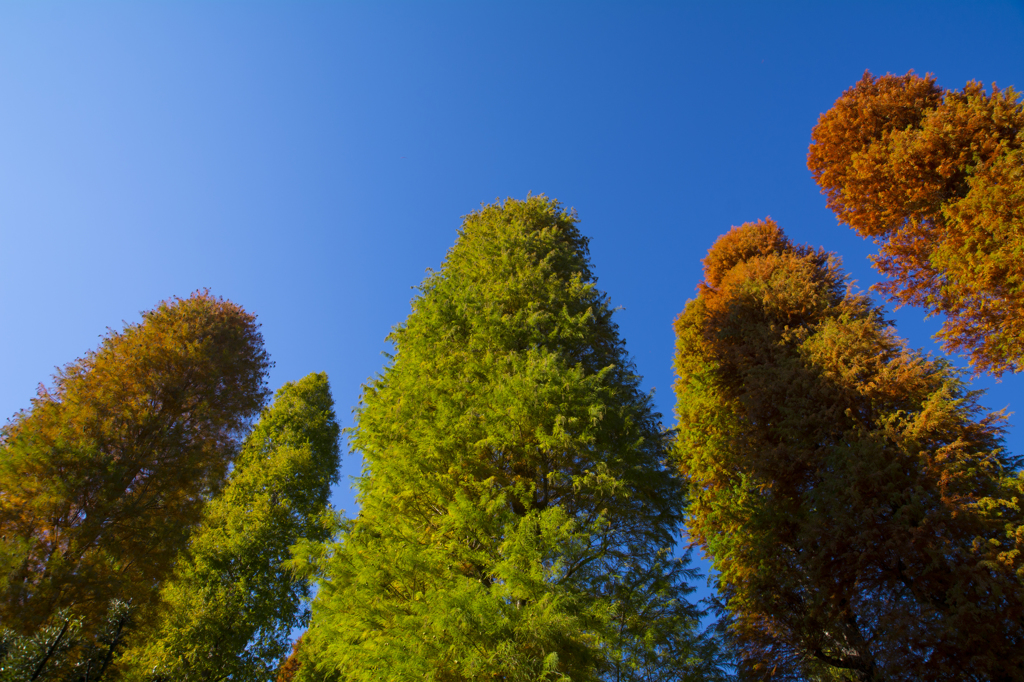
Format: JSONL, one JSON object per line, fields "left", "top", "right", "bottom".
{"left": 808, "top": 70, "right": 1024, "bottom": 375}
{"left": 0, "top": 291, "right": 272, "bottom": 634}
{"left": 117, "top": 372, "right": 340, "bottom": 682}
{"left": 673, "top": 219, "right": 1024, "bottom": 680}
{"left": 295, "top": 196, "right": 728, "bottom": 681}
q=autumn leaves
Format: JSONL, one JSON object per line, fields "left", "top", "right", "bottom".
{"left": 674, "top": 72, "right": 1024, "bottom": 680}
{"left": 1, "top": 68, "right": 1021, "bottom": 682}
{"left": 0, "top": 294, "right": 339, "bottom": 680}
{"left": 809, "top": 70, "right": 1024, "bottom": 375}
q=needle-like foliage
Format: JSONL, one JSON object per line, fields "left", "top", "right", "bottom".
{"left": 0, "top": 291, "right": 271, "bottom": 634}
{"left": 808, "top": 70, "right": 1024, "bottom": 376}
{"left": 295, "top": 196, "right": 728, "bottom": 681}
{"left": 117, "top": 372, "right": 340, "bottom": 682}
{"left": 674, "top": 220, "right": 1024, "bottom": 681}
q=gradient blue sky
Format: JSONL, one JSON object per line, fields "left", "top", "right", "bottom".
{"left": 2, "top": 2, "right": 1023, "bottom": 573}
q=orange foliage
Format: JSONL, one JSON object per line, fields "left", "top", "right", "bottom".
{"left": 0, "top": 291, "right": 271, "bottom": 632}
{"left": 674, "top": 220, "right": 1024, "bottom": 680}
{"left": 701, "top": 218, "right": 792, "bottom": 288}
{"left": 276, "top": 635, "right": 304, "bottom": 682}
{"left": 809, "top": 70, "right": 1024, "bottom": 375}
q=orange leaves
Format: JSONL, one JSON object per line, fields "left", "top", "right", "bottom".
{"left": 0, "top": 291, "right": 271, "bottom": 632}
{"left": 808, "top": 70, "right": 944, "bottom": 237}
{"left": 700, "top": 218, "right": 791, "bottom": 289}
{"left": 674, "top": 220, "right": 1024, "bottom": 680}
{"left": 810, "top": 70, "right": 1024, "bottom": 375}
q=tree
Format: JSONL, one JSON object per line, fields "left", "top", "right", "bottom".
{"left": 295, "top": 196, "right": 727, "bottom": 681}
{"left": 116, "top": 372, "right": 341, "bottom": 681}
{"left": 276, "top": 635, "right": 306, "bottom": 682}
{"left": 0, "top": 291, "right": 272, "bottom": 633}
{"left": 673, "top": 219, "right": 1024, "bottom": 681}
{"left": 0, "top": 601, "right": 134, "bottom": 682}
{"left": 808, "top": 70, "right": 1024, "bottom": 376}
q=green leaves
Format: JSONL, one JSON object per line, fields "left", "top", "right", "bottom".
{"left": 117, "top": 372, "right": 340, "bottom": 682}
{"left": 300, "top": 197, "right": 725, "bottom": 681}
{"left": 0, "top": 600, "right": 135, "bottom": 682}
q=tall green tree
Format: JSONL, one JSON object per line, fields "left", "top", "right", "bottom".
{"left": 673, "top": 219, "right": 1024, "bottom": 681}
{"left": 117, "top": 372, "right": 341, "bottom": 682}
{"left": 0, "top": 291, "right": 271, "bottom": 634}
{"left": 808, "top": 70, "right": 1024, "bottom": 376}
{"left": 295, "top": 197, "right": 727, "bottom": 681}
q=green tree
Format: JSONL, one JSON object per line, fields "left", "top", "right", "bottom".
{"left": 117, "top": 372, "right": 341, "bottom": 682}
{"left": 295, "top": 197, "right": 727, "bottom": 681}
{"left": 808, "top": 70, "right": 1024, "bottom": 376}
{"left": 0, "top": 601, "right": 134, "bottom": 682}
{"left": 0, "top": 291, "right": 271, "bottom": 634}
{"left": 673, "top": 219, "right": 1024, "bottom": 681}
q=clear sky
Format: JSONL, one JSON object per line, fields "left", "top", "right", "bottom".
{"left": 2, "top": 1, "right": 1023, "bottom": 596}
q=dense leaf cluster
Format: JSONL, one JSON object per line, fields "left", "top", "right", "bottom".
{"left": 295, "top": 197, "right": 728, "bottom": 681}
{"left": 674, "top": 220, "right": 1024, "bottom": 680}
{"left": 0, "top": 292, "right": 272, "bottom": 632}
{"left": 809, "top": 71, "right": 1024, "bottom": 375}
{"left": 0, "top": 295, "right": 339, "bottom": 681}
{"left": 118, "top": 373, "right": 340, "bottom": 682}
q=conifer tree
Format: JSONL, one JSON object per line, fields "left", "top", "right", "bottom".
{"left": 276, "top": 636, "right": 306, "bottom": 682}
{"left": 0, "top": 291, "right": 271, "bottom": 633}
{"left": 117, "top": 373, "right": 341, "bottom": 682}
{"left": 673, "top": 219, "right": 1024, "bottom": 681}
{"left": 808, "top": 70, "right": 1024, "bottom": 376}
{"left": 296, "top": 197, "right": 727, "bottom": 681}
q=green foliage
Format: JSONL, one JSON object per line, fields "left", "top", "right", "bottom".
{"left": 0, "top": 291, "right": 272, "bottom": 633}
{"left": 0, "top": 600, "right": 134, "bottom": 682}
{"left": 673, "top": 219, "right": 1024, "bottom": 681}
{"left": 296, "top": 196, "right": 728, "bottom": 681}
{"left": 117, "top": 373, "right": 341, "bottom": 682}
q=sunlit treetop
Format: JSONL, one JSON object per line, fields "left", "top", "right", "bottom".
{"left": 809, "top": 70, "right": 1024, "bottom": 375}
{"left": 296, "top": 196, "right": 726, "bottom": 681}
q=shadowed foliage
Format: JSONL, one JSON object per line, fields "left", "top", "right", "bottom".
{"left": 674, "top": 219, "right": 1024, "bottom": 681}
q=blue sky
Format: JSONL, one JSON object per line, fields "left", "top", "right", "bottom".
{"left": 2, "top": 1, "right": 1023, "bottom": 586}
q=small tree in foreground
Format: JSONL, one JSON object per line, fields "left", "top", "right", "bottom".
{"left": 808, "top": 70, "right": 1024, "bottom": 376}
{"left": 295, "top": 196, "right": 730, "bottom": 681}
{"left": 673, "top": 219, "right": 1024, "bottom": 681}
{"left": 118, "top": 372, "right": 340, "bottom": 682}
